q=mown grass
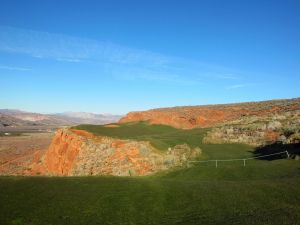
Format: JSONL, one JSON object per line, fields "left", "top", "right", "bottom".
{"left": 1, "top": 122, "right": 299, "bottom": 225}
{"left": 74, "top": 122, "right": 209, "bottom": 151}
{"left": 0, "top": 145, "right": 300, "bottom": 225}
{"left": 0, "top": 158, "right": 299, "bottom": 225}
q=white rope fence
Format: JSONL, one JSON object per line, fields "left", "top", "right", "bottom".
{"left": 188, "top": 150, "right": 290, "bottom": 168}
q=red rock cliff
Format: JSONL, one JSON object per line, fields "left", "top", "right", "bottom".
{"left": 44, "top": 129, "right": 85, "bottom": 175}
{"left": 37, "top": 129, "right": 201, "bottom": 176}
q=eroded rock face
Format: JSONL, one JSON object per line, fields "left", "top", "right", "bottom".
{"left": 44, "top": 129, "right": 84, "bottom": 175}
{"left": 36, "top": 129, "right": 201, "bottom": 176}
{"left": 119, "top": 98, "right": 300, "bottom": 129}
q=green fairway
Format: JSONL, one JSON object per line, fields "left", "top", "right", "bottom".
{"left": 1, "top": 123, "right": 299, "bottom": 225}
{"left": 74, "top": 122, "right": 210, "bottom": 151}
{"left": 1, "top": 141, "right": 300, "bottom": 225}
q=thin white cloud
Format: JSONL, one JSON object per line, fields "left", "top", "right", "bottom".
{"left": 0, "top": 65, "right": 31, "bottom": 71}
{"left": 216, "top": 74, "right": 240, "bottom": 80}
{"left": 0, "top": 26, "right": 168, "bottom": 66}
{"left": 0, "top": 25, "right": 253, "bottom": 86}
{"left": 226, "top": 84, "right": 246, "bottom": 89}
{"left": 55, "top": 58, "right": 83, "bottom": 63}
{"left": 226, "top": 83, "right": 257, "bottom": 90}
{"left": 116, "top": 71, "right": 203, "bottom": 86}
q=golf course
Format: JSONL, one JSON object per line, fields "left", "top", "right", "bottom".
{"left": 1, "top": 122, "right": 299, "bottom": 225}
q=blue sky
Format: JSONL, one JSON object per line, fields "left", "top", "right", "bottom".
{"left": 0, "top": 0, "right": 299, "bottom": 114}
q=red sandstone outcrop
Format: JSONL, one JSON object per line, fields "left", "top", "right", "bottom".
{"left": 35, "top": 129, "right": 201, "bottom": 176}
{"left": 44, "top": 129, "right": 83, "bottom": 175}
{"left": 119, "top": 98, "right": 300, "bottom": 129}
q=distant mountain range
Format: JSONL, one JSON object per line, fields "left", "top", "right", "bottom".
{"left": 0, "top": 109, "right": 122, "bottom": 128}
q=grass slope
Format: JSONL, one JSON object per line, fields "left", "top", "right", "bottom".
{"left": 74, "top": 122, "right": 209, "bottom": 151}
{"left": 1, "top": 122, "right": 299, "bottom": 225}
{"left": 0, "top": 159, "right": 299, "bottom": 225}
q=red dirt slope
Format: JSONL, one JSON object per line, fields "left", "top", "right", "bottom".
{"left": 119, "top": 98, "right": 300, "bottom": 129}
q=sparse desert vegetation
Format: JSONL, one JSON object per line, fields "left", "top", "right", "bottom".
{"left": 0, "top": 132, "right": 53, "bottom": 175}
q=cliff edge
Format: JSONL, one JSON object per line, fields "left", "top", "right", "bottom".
{"left": 32, "top": 128, "right": 201, "bottom": 176}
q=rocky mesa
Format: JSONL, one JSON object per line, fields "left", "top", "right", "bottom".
{"left": 119, "top": 98, "right": 300, "bottom": 129}
{"left": 31, "top": 128, "right": 201, "bottom": 176}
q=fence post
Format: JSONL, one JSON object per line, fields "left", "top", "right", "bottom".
{"left": 215, "top": 160, "right": 218, "bottom": 168}
{"left": 286, "top": 150, "right": 290, "bottom": 158}
{"left": 243, "top": 159, "right": 246, "bottom": 167}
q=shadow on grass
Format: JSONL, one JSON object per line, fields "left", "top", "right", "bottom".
{"left": 252, "top": 142, "right": 300, "bottom": 161}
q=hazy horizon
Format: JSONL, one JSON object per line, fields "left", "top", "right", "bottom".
{"left": 1, "top": 96, "right": 300, "bottom": 115}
